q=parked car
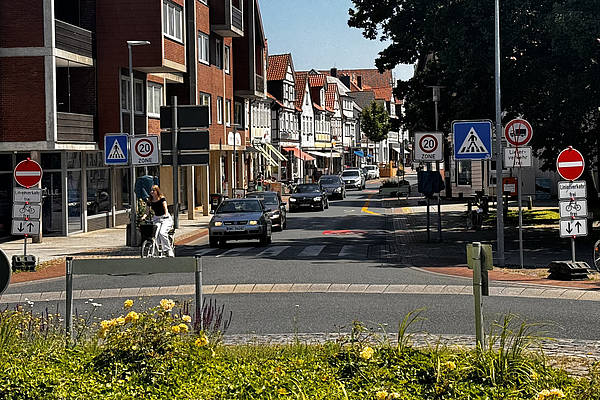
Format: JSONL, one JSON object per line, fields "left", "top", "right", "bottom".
{"left": 341, "top": 169, "right": 365, "bottom": 190}
{"left": 362, "top": 164, "right": 380, "bottom": 180}
{"left": 246, "top": 191, "right": 287, "bottom": 231}
{"left": 208, "top": 198, "right": 272, "bottom": 247}
{"left": 318, "top": 175, "right": 346, "bottom": 200}
{"left": 288, "top": 184, "right": 329, "bottom": 212}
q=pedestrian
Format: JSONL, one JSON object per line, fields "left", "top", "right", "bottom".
{"left": 147, "top": 185, "right": 175, "bottom": 257}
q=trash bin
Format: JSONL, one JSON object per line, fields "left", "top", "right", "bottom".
{"left": 210, "top": 193, "right": 225, "bottom": 211}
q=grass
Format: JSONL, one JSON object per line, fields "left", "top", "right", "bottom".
{"left": 485, "top": 209, "right": 560, "bottom": 226}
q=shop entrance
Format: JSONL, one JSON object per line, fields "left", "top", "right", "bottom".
{"left": 42, "top": 171, "right": 63, "bottom": 234}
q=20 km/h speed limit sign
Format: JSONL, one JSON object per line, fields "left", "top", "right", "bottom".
{"left": 414, "top": 132, "right": 443, "bottom": 161}
{"left": 131, "top": 136, "right": 160, "bottom": 166}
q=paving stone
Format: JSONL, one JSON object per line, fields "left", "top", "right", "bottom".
{"left": 288, "top": 284, "right": 310, "bottom": 293}
{"left": 328, "top": 284, "right": 351, "bottom": 293}
{"left": 422, "top": 285, "right": 446, "bottom": 294}
{"left": 213, "top": 284, "right": 236, "bottom": 294}
{"left": 271, "top": 284, "right": 293, "bottom": 292}
{"left": 309, "top": 284, "right": 331, "bottom": 293}
{"left": 39, "top": 291, "right": 61, "bottom": 301}
{"left": 22, "top": 292, "right": 43, "bottom": 302}
{"left": 498, "top": 287, "right": 525, "bottom": 297}
{"left": 71, "top": 290, "right": 83, "bottom": 299}
{"left": 579, "top": 291, "right": 600, "bottom": 302}
{"left": 560, "top": 290, "right": 585, "bottom": 300}
{"left": 0, "top": 293, "right": 22, "bottom": 303}
{"left": 402, "top": 284, "right": 427, "bottom": 294}
{"left": 203, "top": 285, "right": 216, "bottom": 294}
{"left": 138, "top": 287, "right": 160, "bottom": 296}
{"left": 119, "top": 287, "right": 141, "bottom": 297}
{"left": 253, "top": 284, "right": 275, "bottom": 293}
{"left": 233, "top": 284, "right": 255, "bottom": 294}
{"left": 488, "top": 287, "right": 505, "bottom": 296}
{"left": 538, "top": 288, "right": 567, "bottom": 298}
{"left": 99, "top": 288, "right": 121, "bottom": 298}
{"left": 157, "top": 286, "right": 179, "bottom": 296}
{"left": 176, "top": 285, "right": 194, "bottom": 295}
{"left": 460, "top": 286, "right": 473, "bottom": 294}
{"left": 79, "top": 289, "right": 102, "bottom": 299}
{"left": 363, "top": 285, "right": 388, "bottom": 294}
{"left": 519, "top": 288, "right": 546, "bottom": 298}
{"left": 384, "top": 284, "right": 407, "bottom": 293}
{"left": 347, "top": 284, "right": 369, "bottom": 293}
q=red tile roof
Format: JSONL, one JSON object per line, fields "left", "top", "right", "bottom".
{"left": 295, "top": 71, "right": 308, "bottom": 109}
{"left": 325, "top": 83, "right": 338, "bottom": 110}
{"left": 372, "top": 86, "right": 393, "bottom": 101}
{"left": 307, "top": 74, "right": 327, "bottom": 88}
{"left": 337, "top": 68, "right": 393, "bottom": 89}
{"left": 267, "top": 92, "right": 284, "bottom": 108}
{"left": 313, "top": 102, "right": 324, "bottom": 111}
{"left": 267, "top": 54, "right": 292, "bottom": 81}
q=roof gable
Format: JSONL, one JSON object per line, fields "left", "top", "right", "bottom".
{"left": 267, "top": 54, "right": 293, "bottom": 81}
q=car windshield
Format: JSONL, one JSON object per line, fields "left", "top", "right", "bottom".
{"left": 295, "top": 184, "right": 321, "bottom": 193}
{"left": 319, "top": 177, "right": 339, "bottom": 185}
{"left": 342, "top": 171, "right": 359, "bottom": 177}
{"left": 246, "top": 193, "right": 278, "bottom": 205}
{"left": 217, "top": 200, "right": 262, "bottom": 213}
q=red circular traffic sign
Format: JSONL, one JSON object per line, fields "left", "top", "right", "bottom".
{"left": 135, "top": 138, "right": 154, "bottom": 157}
{"left": 557, "top": 147, "right": 585, "bottom": 181}
{"left": 504, "top": 119, "right": 533, "bottom": 146}
{"left": 419, "top": 134, "right": 438, "bottom": 153}
{"left": 14, "top": 159, "right": 43, "bottom": 188}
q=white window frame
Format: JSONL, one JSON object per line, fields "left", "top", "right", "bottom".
{"left": 147, "top": 82, "right": 163, "bottom": 118}
{"left": 217, "top": 97, "right": 223, "bottom": 124}
{"left": 163, "top": 1, "right": 184, "bottom": 43}
{"left": 198, "top": 32, "right": 209, "bottom": 65}
{"left": 120, "top": 77, "right": 144, "bottom": 115}
{"left": 225, "top": 99, "right": 231, "bottom": 126}
{"left": 199, "top": 92, "right": 211, "bottom": 124}
{"left": 224, "top": 45, "right": 230, "bottom": 74}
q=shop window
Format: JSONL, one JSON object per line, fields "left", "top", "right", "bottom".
{"left": 86, "top": 152, "right": 104, "bottom": 168}
{"left": 87, "top": 169, "right": 111, "bottom": 216}
{"left": 67, "top": 152, "right": 81, "bottom": 169}
{"left": 0, "top": 156, "right": 11, "bottom": 172}
{"left": 457, "top": 161, "right": 472, "bottom": 186}
{"left": 42, "top": 153, "right": 61, "bottom": 170}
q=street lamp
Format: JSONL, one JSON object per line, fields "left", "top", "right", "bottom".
{"left": 127, "top": 40, "right": 150, "bottom": 247}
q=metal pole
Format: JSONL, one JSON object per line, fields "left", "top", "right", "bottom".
{"left": 472, "top": 243, "right": 485, "bottom": 349}
{"left": 571, "top": 237, "right": 576, "bottom": 263}
{"left": 518, "top": 167, "right": 524, "bottom": 268}
{"left": 494, "top": 0, "right": 505, "bottom": 266}
{"left": 128, "top": 44, "right": 137, "bottom": 247}
{"left": 233, "top": 127, "right": 237, "bottom": 196}
{"left": 65, "top": 257, "right": 73, "bottom": 338}
{"left": 195, "top": 256, "right": 203, "bottom": 331}
{"left": 427, "top": 197, "right": 430, "bottom": 242}
{"left": 23, "top": 235, "right": 27, "bottom": 257}
{"left": 172, "top": 96, "right": 179, "bottom": 229}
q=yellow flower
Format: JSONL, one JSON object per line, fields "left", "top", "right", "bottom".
{"left": 123, "top": 299, "right": 134, "bottom": 309}
{"left": 160, "top": 298, "right": 175, "bottom": 311}
{"left": 171, "top": 325, "right": 181, "bottom": 333}
{"left": 125, "top": 311, "right": 139, "bottom": 323}
{"left": 360, "top": 346, "right": 374, "bottom": 360}
{"left": 182, "top": 315, "right": 192, "bottom": 323}
{"left": 116, "top": 316, "right": 126, "bottom": 325}
{"left": 390, "top": 393, "right": 401, "bottom": 399}
{"left": 178, "top": 323, "right": 189, "bottom": 332}
{"left": 537, "top": 389, "right": 565, "bottom": 400}
{"left": 444, "top": 360, "right": 456, "bottom": 370}
{"left": 277, "top": 388, "right": 289, "bottom": 395}
{"left": 376, "top": 390, "right": 388, "bottom": 400}
{"left": 100, "top": 320, "right": 112, "bottom": 330}
{"left": 195, "top": 335, "right": 209, "bottom": 347}
{"left": 548, "top": 388, "right": 565, "bottom": 398}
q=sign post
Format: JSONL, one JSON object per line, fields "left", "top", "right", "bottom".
{"left": 557, "top": 147, "right": 586, "bottom": 263}
{"left": 13, "top": 159, "right": 43, "bottom": 263}
{"left": 415, "top": 132, "right": 444, "bottom": 242}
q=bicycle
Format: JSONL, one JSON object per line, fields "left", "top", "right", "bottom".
{"left": 140, "top": 221, "right": 175, "bottom": 258}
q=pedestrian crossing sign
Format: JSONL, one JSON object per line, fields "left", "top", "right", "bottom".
{"left": 452, "top": 120, "right": 492, "bottom": 160}
{"left": 104, "top": 134, "right": 129, "bottom": 165}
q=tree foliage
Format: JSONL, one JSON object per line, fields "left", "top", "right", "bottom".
{"left": 349, "top": 0, "right": 600, "bottom": 171}
{"left": 361, "top": 101, "right": 391, "bottom": 144}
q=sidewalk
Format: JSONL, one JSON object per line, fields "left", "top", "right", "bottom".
{"left": 1, "top": 211, "right": 211, "bottom": 284}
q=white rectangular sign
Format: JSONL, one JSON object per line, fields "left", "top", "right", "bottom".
{"left": 414, "top": 132, "right": 443, "bottom": 161}
{"left": 12, "top": 203, "right": 41, "bottom": 219}
{"left": 131, "top": 136, "right": 160, "bottom": 166}
{"left": 558, "top": 180, "right": 586, "bottom": 200}
{"left": 13, "top": 188, "right": 42, "bottom": 203}
{"left": 503, "top": 146, "right": 532, "bottom": 168}
{"left": 11, "top": 219, "right": 40, "bottom": 236}
{"left": 559, "top": 199, "right": 587, "bottom": 218}
{"left": 559, "top": 218, "right": 587, "bottom": 238}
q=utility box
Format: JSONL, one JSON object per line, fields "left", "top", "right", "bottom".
{"left": 466, "top": 243, "right": 494, "bottom": 270}
{"left": 12, "top": 255, "right": 36, "bottom": 272}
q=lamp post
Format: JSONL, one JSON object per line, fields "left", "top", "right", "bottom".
{"left": 127, "top": 40, "right": 150, "bottom": 247}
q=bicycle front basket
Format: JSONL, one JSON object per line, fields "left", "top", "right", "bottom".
{"left": 139, "top": 223, "right": 157, "bottom": 241}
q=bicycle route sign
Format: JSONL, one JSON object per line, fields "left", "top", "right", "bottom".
{"left": 414, "top": 132, "right": 443, "bottom": 162}
{"left": 11, "top": 187, "right": 42, "bottom": 236}
{"left": 558, "top": 179, "right": 588, "bottom": 238}
{"left": 12, "top": 203, "right": 41, "bottom": 219}
{"left": 559, "top": 198, "right": 587, "bottom": 219}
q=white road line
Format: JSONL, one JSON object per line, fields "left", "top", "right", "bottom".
{"left": 256, "top": 246, "right": 289, "bottom": 257}
{"left": 297, "top": 245, "right": 326, "bottom": 257}
{"left": 217, "top": 247, "right": 253, "bottom": 258}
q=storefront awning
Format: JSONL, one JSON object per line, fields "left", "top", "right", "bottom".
{"left": 283, "top": 147, "right": 315, "bottom": 162}
{"left": 254, "top": 144, "right": 278, "bottom": 166}
{"left": 264, "top": 142, "right": 287, "bottom": 162}
{"left": 354, "top": 150, "right": 365, "bottom": 158}
{"left": 308, "top": 151, "right": 342, "bottom": 158}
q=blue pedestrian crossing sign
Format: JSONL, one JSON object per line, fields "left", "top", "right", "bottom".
{"left": 452, "top": 120, "right": 492, "bottom": 160}
{"left": 104, "top": 134, "right": 129, "bottom": 165}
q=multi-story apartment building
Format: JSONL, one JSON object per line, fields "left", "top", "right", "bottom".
{"left": 0, "top": 0, "right": 267, "bottom": 237}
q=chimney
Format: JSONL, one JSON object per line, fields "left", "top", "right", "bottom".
{"left": 357, "top": 76, "right": 362, "bottom": 89}
{"left": 330, "top": 68, "right": 337, "bottom": 77}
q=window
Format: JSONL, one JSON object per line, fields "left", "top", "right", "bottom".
{"left": 234, "top": 101, "right": 244, "bottom": 126}
{"left": 120, "top": 77, "right": 144, "bottom": 114}
{"left": 199, "top": 92, "right": 211, "bottom": 124}
{"left": 217, "top": 97, "right": 223, "bottom": 124}
{"left": 457, "top": 161, "right": 472, "bottom": 186}
{"left": 215, "top": 38, "right": 223, "bottom": 69}
{"left": 163, "top": 1, "right": 183, "bottom": 42}
{"left": 225, "top": 99, "right": 231, "bottom": 126}
{"left": 147, "top": 82, "right": 163, "bottom": 117}
{"left": 198, "top": 32, "right": 209, "bottom": 64}
{"left": 224, "top": 45, "right": 230, "bottom": 74}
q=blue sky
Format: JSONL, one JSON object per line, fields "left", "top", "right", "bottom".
{"left": 259, "top": 0, "right": 414, "bottom": 82}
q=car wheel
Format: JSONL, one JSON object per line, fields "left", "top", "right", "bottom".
{"left": 209, "top": 237, "right": 218, "bottom": 248}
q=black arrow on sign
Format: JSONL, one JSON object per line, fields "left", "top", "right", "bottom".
{"left": 26, "top": 222, "right": 34, "bottom": 232}
{"left": 575, "top": 221, "right": 582, "bottom": 233}
{"left": 565, "top": 223, "right": 573, "bottom": 234}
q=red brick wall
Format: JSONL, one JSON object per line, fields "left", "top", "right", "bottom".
{"left": 148, "top": 118, "right": 161, "bottom": 134}
{"left": 164, "top": 38, "right": 186, "bottom": 65}
{"left": 0, "top": 57, "right": 46, "bottom": 142}
{"left": 0, "top": 0, "right": 44, "bottom": 48}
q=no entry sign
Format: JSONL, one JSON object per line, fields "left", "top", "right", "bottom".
{"left": 14, "top": 159, "right": 43, "bottom": 188}
{"left": 557, "top": 147, "right": 585, "bottom": 181}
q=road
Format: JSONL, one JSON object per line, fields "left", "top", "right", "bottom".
{"left": 6, "top": 177, "right": 600, "bottom": 341}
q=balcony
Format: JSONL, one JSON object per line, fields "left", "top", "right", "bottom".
{"left": 211, "top": 0, "right": 244, "bottom": 37}
{"left": 55, "top": 19, "right": 93, "bottom": 60}
{"left": 57, "top": 112, "right": 94, "bottom": 143}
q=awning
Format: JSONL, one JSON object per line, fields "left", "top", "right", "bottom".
{"left": 354, "top": 150, "right": 365, "bottom": 158}
{"left": 254, "top": 144, "right": 277, "bottom": 166}
{"left": 366, "top": 154, "right": 374, "bottom": 158}
{"left": 283, "top": 147, "right": 315, "bottom": 162}
{"left": 308, "top": 151, "right": 342, "bottom": 158}
{"left": 391, "top": 147, "right": 402, "bottom": 154}
{"left": 264, "top": 142, "right": 287, "bottom": 162}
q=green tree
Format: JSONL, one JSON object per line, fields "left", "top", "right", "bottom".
{"left": 361, "top": 101, "right": 391, "bottom": 163}
{"left": 348, "top": 0, "right": 600, "bottom": 175}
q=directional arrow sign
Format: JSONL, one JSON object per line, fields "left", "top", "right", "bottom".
{"left": 559, "top": 218, "right": 587, "bottom": 238}
{"left": 11, "top": 219, "right": 40, "bottom": 236}
{"left": 559, "top": 199, "right": 587, "bottom": 218}
{"left": 558, "top": 180, "right": 586, "bottom": 200}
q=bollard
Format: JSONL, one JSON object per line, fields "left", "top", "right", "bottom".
{"left": 467, "top": 242, "right": 485, "bottom": 349}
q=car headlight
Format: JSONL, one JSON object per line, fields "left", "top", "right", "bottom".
{"left": 214, "top": 221, "right": 223, "bottom": 227}
{"left": 289, "top": 197, "right": 297, "bottom": 202}
{"left": 248, "top": 220, "right": 258, "bottom": 225}
{"left": 334, "top": 187, "right": 342, "bottom": 192}
{"left": 314, "top": 196, "right": 322, "bottom": 201}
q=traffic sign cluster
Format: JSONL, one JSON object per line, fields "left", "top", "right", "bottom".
{"left": 12, "top": 159, "right": 43, "bottom": 237}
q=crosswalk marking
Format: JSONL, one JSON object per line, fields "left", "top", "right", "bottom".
{"left": 298, "top": 245, "right": 326, "bottom": 257}
{"left": 256, "top": 246, "right": 289, "bottom": 257}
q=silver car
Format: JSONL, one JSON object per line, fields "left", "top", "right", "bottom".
{"left": 341, "top": 169, "right": 365, "bottom": 190}
{"left": 209, "top": 198, "right": 272, "bottom": 247}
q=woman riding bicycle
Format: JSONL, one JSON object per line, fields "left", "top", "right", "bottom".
{"left": 147, "top": 185, "right": 175, "bottom": 257}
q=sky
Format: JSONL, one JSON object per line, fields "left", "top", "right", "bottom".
{"left": 259, "top": 0, "right": 414, "bottom": 82}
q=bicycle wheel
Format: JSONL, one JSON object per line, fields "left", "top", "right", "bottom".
{"left": 593, "top": 240, "right": 600, "bottom": 270}
{"left": 140, "top": 240, "right": 154, "bottom": 258}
